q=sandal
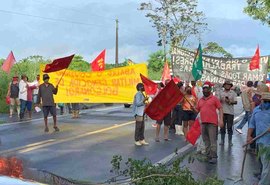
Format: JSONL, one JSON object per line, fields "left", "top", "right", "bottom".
{"left": 164, "top": 138, "right": 172, "bottom": 141}
{"left": 53, "top": 126, "right": 60, "bottom": 132}
{"left": 155, "top": 138, "right": 160, "bottom": 142}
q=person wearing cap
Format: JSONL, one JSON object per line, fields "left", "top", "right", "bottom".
{"left": 219, "top": 80, "right": 237, "bottom": 146}
{"left": 18, "top": 74, "right": 28, "bottom": 120}
{"left": 247, "top": 91, "right": 270, "bottom": 185}
{"left": 196, "top": 81, "right": 224, "bottom": 164}
{"left": 236, "top": 81, "right": 254, "bottom": 134}
{"left": 132, "top": 83, "right": 149, "bottom": 146}
{"left": 37, "top": 74, "right": 59, "bottom": 132}
{"left": 6, "top": 76, "right": 20, "bottom": 118}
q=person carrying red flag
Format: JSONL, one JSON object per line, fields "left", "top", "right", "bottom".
{"left": 195, "top": 81, "right": 224, "bottom": 164}
{"left": 37, "top": 74, "right": 59, "bottom": 132}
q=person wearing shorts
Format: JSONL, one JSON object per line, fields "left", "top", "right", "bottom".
{"left": 155, "top": 111, "right": 171, "bottom": 142}
{"left": 37, "top": 74, "right": 59, "bottom": 132}
{"left": 182, "top": 86, "right": 197, "bottom": 136}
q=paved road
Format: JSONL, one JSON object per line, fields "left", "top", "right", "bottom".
{"left": 0, "top": 105, "right": 191, "bottom": 183}
{"left": 0, "top": 97, "right": 252, "bottom": 184}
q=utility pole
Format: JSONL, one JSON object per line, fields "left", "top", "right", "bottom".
{"left": 115, "top": 19, "right": 119, "bottom": 66}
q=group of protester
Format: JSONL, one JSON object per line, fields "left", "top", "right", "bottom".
{"left": 133, "top": 79, "right": 270, "bottom": 184}
{"left": 6, "top": 74, "right": 59, "bottom": 132}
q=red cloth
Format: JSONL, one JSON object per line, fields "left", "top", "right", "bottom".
{"left": 249, "top": 46, "right": 260, "bottom": 70}
{"left": 172, "top": 77, "right": 181, "bottom": 83}
{"left": 161, "top": 61, "right": 171, "bottom": 84}
{"left": 140, "top": 74, "right": 157, "bottom": 95}
{"left": 43, "top": 54, "right": 74, "bottom": 73}
{"left": 91, "top": 49, "right": 106, "bottom": 71}
{"left": 191, "top": 86, "right": 198, "bottom": 100}
{"left": 1, "top": 51, "right": 16, "bottom": 74}
{"left": 186, "top": 118, "right": 201, "bottom": 145}
{"left": 196, "top": 94, "right": 221, "bottom": 125}
{"left": 145, "top": 80, "right": 184, "bottom": 120}
{"left": 6, "top": 96, "right": 10, "bottom": 105}
{"left": 27, "top": 85, "right": 36, "bottom": 101}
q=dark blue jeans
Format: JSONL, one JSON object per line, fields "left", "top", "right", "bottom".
{"left": 236, "top": 111, "right": 251, "bottom": 129}
{"left": 19, "top": 99, "right": 27, "bottom": 119}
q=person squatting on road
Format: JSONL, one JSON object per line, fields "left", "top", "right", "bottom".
{"left": 219, "top": 80, "right": 237, "bottom": 146}
{"left": 37, "top": 74, "right": 59, "bottom": 132}
{"left": 132, "top": 83, "right": 149, "bottom": 146}
{"left": 195, "top": 81, "right": 224, "bottom": 164}
{"left": 247, "top": 92, "right": 270, "bottom": 185}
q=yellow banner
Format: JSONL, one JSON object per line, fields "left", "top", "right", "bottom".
{"left": 40, "top": 64, "right": 147, "bottom": 103}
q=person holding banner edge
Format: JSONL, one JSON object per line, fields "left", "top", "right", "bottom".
{"left": 132, "top": 83, "right": 149, "bottom": 146}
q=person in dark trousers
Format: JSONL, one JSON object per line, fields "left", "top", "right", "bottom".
{"left": 37, "top": 74, "right": 59, "bottom": 132}
{"left": 219, "top": 80, "right": 237, "bottom": 146}
{"left": 132, "top": 83, "right": 149, "bottom": 146}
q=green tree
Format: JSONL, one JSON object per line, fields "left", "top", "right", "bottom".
{"left": 139, "top": 0, "right": 208, "bottom": 50}
{"left": 202, "top": 42, "right": 233, "bottom": 58}
{"left": 244, "top": 0, "right": 270, "bottom": 26}
{"left": 68, "top": 55, "right": 90, "bottom": 72}
{"left": 147, "top": 50, "right": 167, "bottom": 80}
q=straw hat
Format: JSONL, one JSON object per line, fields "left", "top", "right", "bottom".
{"left": 261, "top": 92, "right": 270, "bottom": 100}
{"left": 255, "top": 83, "right": 269, "bottom": 95}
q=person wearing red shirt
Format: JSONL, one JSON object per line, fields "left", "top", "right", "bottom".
{"left": 195, "top": 81, "right": 224, "bottom": 164}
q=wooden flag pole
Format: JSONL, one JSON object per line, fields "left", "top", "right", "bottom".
{"left": 56, "top": 68, "right": 68, "bottom": 86}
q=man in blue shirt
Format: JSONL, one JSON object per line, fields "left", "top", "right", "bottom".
{"left": 247, "top": 92, "right": 270, "bottom": 185}
{"left": 132, "top": 83, "right": 149, "bottom": 146}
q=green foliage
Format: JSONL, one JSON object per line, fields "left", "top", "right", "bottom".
{"left": 109, "top": 155, "right": 224, "bottom": 185}
{"left": 244, "top": 0, "right": 270, "bottom": 26}
{"left": 68, "top": 55, "right": 90, "bottom": 72}
{"left": 139, "top": 0, "right": 208, "bottom": 48}
{"left": 203, "top": 42, "right": 233, "bottom": 58}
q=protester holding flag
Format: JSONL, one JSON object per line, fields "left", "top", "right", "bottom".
{"left": 196, "top": 81, "right": 223, "bottom": 164}
{"left": 6, "top": 76, "right": 20, "bottom": 118}
{"left": 219, "top": 80, "right": 237, "bottom": 147}
{"left": 132, "top": 83, "right": 149, "bottom": 146}
{"left": 37, "top": 74, "right": 59, "bottom": 132}
{"left": 155, "top": 79, "right": 172, "bottom": 142}
{"left": 173, "top": 81, "right": 185, "bottom": 135}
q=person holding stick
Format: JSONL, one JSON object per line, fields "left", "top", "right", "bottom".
{"left": 37, "top": 74, "right": 59, "bottom": 132}
{"left": 247, "top": 92, "right": 270, "bottom": 184}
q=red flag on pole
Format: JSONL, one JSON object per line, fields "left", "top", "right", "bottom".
{"left": 249, "top": 46, "right": 260, "bottom": 70}
{"left": 91, "top": 49, "right": 105, "bottom": 71}
{"left": 1, "top": 51, "right": 16, "bottom": 74}
{"left": 161, "top": 61, "right": 171, "bottom": 84}
{"left": 186, "top": 117, "right": 201, "bottom": 145}
{"left": 140, "top": 74, "right": 158, "bottom": 95}
{"left": 43, "top": 54, "right": 75, "bottom": 73}
{"left": 145, "top": 80, "right": 184, "bottom": 120}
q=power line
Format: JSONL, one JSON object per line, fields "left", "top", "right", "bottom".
{"left": 0, "top": 9, "right": 109, "bottom": 27}
{"left": 31, "top": 0, "right": 115, "bottom": 22}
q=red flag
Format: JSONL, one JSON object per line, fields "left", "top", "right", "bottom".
{"left": 91, "top": 49, "right": 105, "bottom": 71}
{"left": 249, "top": 46, "right": 260, "bottom": 70}
{"left": 145, "top": 80, "right": 184, "bottom": 120}
{"left": 1, "top": 51, "right": 16, "bottom": 73}
{"left": 186, "top": 118, "right": 201, "bottom": 145}
{"left": 140, "top": 74, "right": 158, "bottom": 95}
{"left": 43, "top": 54, "right": 74, "bottom": 73}
{"left": 172, "top": 76, "right": 181, "bottom": 83}
{"left": 161, "top": 61, "right": 171, "bottom": 84}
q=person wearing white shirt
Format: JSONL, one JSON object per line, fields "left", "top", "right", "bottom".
{"left": 19, "top": 75, "right": 28, "bottom": 120}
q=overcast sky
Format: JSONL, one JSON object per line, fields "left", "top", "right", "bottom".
{"left": 0, "top": 0, "right": 269, "bottom": 63}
